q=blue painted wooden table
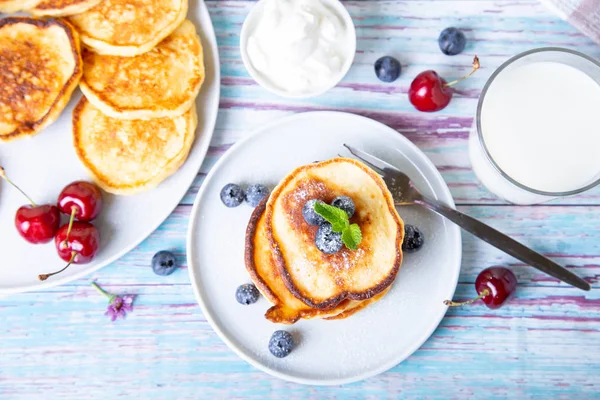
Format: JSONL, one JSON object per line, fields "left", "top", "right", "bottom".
{"left": 2, "top": 1, "right": 600, "bottom": 398}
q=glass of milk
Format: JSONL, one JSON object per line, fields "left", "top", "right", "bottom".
{"left": 469, "top": 48, "right": 600, "bottom": 204}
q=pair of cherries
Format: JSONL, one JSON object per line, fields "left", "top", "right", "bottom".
{"left": 0, "top": 167, "right": 102, "bottom": 281}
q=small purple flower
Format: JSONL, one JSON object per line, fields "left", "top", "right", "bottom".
{"left": 92, "top": 282, "right": 136, "bottom": 322}
{"left": 105, "top": 295, "right": 136, "bottom": 321}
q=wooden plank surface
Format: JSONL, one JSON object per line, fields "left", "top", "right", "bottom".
{"left": 2, "top": 1, "right": 600, "bottom": 398}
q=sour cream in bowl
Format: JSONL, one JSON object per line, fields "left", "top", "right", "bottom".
{"left": 240, "top": 0, "right": 356, "bottom": 98}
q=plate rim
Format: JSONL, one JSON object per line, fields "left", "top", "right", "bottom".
{"left": 0, "top": 2, "right": 221, "bottom": 295}
{"left": 187, "top": 111, "right": 462, "bottom": 385}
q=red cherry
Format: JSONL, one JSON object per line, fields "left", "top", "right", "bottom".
{"left": 408, "top": 71, "right": 452, "bottom": 112}
{"left": 54, "top": 222, "right": 100, "bottom": 263}
{"left": 409, "top": 56, "right": 480, "bottom": 112}
{"left": 444, "top": 266, "right": 517, "bottom": 310}
{"left": 475, "top": 267, "right": 518, "bottom": 309}
{"left": 15, "top": 205, "right": 60, "bottom": 244}
{"left": 38, "top": 222, "right": 100, "bottom": 281}
{"left": 1, "top": 167, "right": 60, "bottom": 244}
{"left": 58, "top": 181, "right": 103, "bottom": 222}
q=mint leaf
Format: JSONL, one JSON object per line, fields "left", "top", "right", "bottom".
{"left": 341, "top": 223, "right": 363, "bottom": 250}
{"left": 313, "top": 202, "right": 349, "bottom": 233}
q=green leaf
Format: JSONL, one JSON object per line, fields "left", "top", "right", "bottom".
{"left": 342, "top": 223, "right": 363, "bottom": 250}
{"left": 313, "top": 201, "right": 349, "bottom": 233}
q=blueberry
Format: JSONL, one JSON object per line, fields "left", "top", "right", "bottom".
{"left": 220, "top": 183, "right": 244, "bottom": 208}
{"left": 151, "top": 251, "right": 177, "bottom": 276}
{"left": 315, "top": 223, "right": 343, "bottom": 254}
{"left": 268, "top": 330, "right": 294, "bottom": 358}
{"left": 302, "top": 199, "right": 326, "bottom": 226}
{"left": 438, "top": 27, "right": 466, "bottom": 56}
{"left": 245, "top": 184, "right": 270, "bottom": 207}
{"left": 235, "top": 283, "right": 260, "bottom": 305}
{"left": 402, "top": 224, "right": 425, "bottom": 253}
{"left": 374, "top": 56, "right": 401, "bottom": 82}
{"left": 331, "top": 195, "right": 355, "bottom": 218}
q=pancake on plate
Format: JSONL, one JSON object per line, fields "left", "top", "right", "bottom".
{"left": 265, "top": 158, "right": 404, "bottom": 310}
{"left": 0, "top": 0, "right": 40, "bottom": 13}
{"left": 80, "top": 20, "right": 204, "bottom": 119}
{"left": 245, "top": 198, "right": 390, "bottom": 324}
{"left": 68, "top": 0, "right": 188, "bottom": 56}
{"left": 0, "top": 17, "right": 82, "bottom": 142}
{"left": 72, "top": 97, "right": 197, "bottom": 194}
{"left": 30, "top": 0, "right": 102, "bottom": 17}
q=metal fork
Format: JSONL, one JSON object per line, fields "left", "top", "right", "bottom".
{"left": 343, "top": 144, "right": 590, "bottom": 291}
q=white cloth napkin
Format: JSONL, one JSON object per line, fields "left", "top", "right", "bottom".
{"left": 541, "top": 0, "right": 600, "bottom": 44}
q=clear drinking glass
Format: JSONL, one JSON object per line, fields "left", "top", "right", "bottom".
{"left": 469, "top": 47, "right": 600, "bottom": 205}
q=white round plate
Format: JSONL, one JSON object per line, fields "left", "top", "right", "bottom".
{"left": 0, "top": 2, "right": 220, "bottom": 294}
{"left": 187, "top": 112, "right": 462, "bottom": 385}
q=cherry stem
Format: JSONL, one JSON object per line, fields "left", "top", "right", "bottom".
{"left": 444, "top": 288, "right": 490, "bottom": 307}
{"left": 443, "top": 56, "right": 480, "bottom": 88}
{"left": 91, "top": 282, "right": 115, "bottom": 302}
{"left": 38, "top": 252, "right": 77, "bottom": 281}
{"left": 65, "top": 207, "right": 77, "bottom": 240}
{"left": 0, "top": 166, "right": 37, "bottom": 207}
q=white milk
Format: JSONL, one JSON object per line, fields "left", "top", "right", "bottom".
{"left": 470, "top": 58, "right": 600, "bottom": 204}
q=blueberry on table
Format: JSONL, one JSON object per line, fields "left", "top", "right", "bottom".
{"left": 302, "top": 199, "right": 326, "bottom": 226}
{"left": 245, "top": 184, "right": 270, "bottom": 207}
{"left": 220, "top": 183, "right": 244, "bottom": 208}
{"left": 315, "top": 223, "right": 343, "bottom": 254}
{"left": 331, "top": 195, "right": 355, "bottom": 218}
{"left": 269, "top": 330, "right": 294, "bottom": 358}
{"left": 235, "top": 283, "right": 260, "bottom": 305}
{"left": 402, "top": 224, "right": 424, "bottom": 253}
{"left": 152, "top": 251, "right": 178, "bottom": 276}
{"left": 374, "top": 56, "right": 401, "bottom": 82}
{"left": 438, "top": 27, "right": 466, "bottom": 56}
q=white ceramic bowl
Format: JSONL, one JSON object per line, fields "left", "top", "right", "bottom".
{"left": 239, "top": 0, "right": 357, "bottom": 99}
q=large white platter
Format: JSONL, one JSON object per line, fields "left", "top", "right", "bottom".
{"left": 0, "top": 1, "right": 220, "bottom": 294}
{"left": 187, "top": 112, "right": 462, "bottom": 385}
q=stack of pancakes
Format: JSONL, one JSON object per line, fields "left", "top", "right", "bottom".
{"left": 0, "top": 0, "right": 204, "bottom": 194}
{"left": 245, "top": 158, "right": 405, "bottom": 324}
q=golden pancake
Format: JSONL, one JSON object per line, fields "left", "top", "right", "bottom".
{"left": 0, "top": 17, "right": 82, "bottom": 142}
{"left": 0, "top": 0, "right": 40, "bottom": 13}
{"left": 68, "top": 0, "right": 188, "bottom": 56}
{"left": 79, "top": 20, "right": 204, "bottom": 119}
{"left": 31, "top": 0, "right": 102, "bottom": 17}
{"left": 72, "top": 98, "right": 197, "bottom": 195}
{"left": 245, "top": 199, "right": 389, "bottom": 324}
{"left": 266, "top": 158, "right": 404, "bottom": 310}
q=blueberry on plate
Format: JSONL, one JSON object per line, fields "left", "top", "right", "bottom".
{"left": 374, "top": 56, "right": 401, "bottom": 83}
{"left": 235, "top": 283, "right": 260, "bottom": 305}
{"left": 245, "top": 184, "right": 270, "bottom": 207}
{"left": 402, "top": 224, "right": 425, "bottom": 253}
{"left": 302, "top": 199, "right": 326, "bottom": 226}
{"left": 331, "top": 195, "right": 355, "bottom": 218}
{"left": 269, "top": 330, "right": 294, "bottom": 358}
{"left": 438, "top": 27, "right": 466, "bottom": 56}
{"left": 151, "top": 250, "right": 177, "bottom": 276}
{"left": 220, "top": 183, "right": 244, "bottom": 208}
{"left": 315, "top": 223, "right": 343, "bottom": 254}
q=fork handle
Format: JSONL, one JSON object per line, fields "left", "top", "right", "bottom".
{"left": 414, "top": 198, "right": 590, "bottom": 291}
